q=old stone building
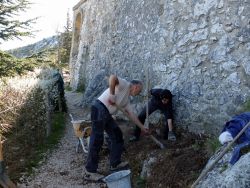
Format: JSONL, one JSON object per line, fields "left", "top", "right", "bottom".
{"left": 69, "top": 0, "right": 250, "bottom": 135}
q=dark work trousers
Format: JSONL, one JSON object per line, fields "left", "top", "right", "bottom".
{"left": 134, "top": 97, "right": 172, "bottom": 139}
{"left": 85, "top": 100, "right": 124, "bottom": 173}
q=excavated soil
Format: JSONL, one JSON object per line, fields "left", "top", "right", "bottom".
{"left": 123, "top": 126, "right": 208, "bottom": 188}
{"left": 14, "top": 91, "right": 208, "bottom": 188}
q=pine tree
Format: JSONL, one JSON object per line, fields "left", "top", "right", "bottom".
{"left": 58, "top": 10, "right": 72, "bottom": 64}
{"left": 0, "top": 0, "right": 36, "bottom": 43}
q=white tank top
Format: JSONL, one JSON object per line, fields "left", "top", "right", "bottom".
{"left": 98, "top": 77, "right": 131, "bottom": 114}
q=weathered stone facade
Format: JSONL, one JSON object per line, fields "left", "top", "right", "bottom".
{"left": 70, "top": 0, "right": 250, "bottom": 135}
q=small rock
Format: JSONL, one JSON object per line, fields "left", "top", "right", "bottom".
{"left": 59, "top": 170, "right": 69, "bottom": 176}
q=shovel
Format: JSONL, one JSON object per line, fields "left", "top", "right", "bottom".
{"left": 116, "top": 105, "right": 165, "bottom": 149}
{"left": 144, "top": 65, "right": 165, "bottom": 149}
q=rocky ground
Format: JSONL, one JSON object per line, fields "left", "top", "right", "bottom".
{"left": 17, "top": 91, "right": 209, "bottom": 188}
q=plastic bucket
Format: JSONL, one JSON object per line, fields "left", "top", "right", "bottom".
{"left": 103, "top": 170, "right": 131, "bottom": 188}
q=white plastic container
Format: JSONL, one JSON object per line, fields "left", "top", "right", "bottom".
{"left": 103, "top": 170, "right": 131, "bottom": 188}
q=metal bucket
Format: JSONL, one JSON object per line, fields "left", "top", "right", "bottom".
{"left": 103, "top": 170, "right": 131, "bottom": 188}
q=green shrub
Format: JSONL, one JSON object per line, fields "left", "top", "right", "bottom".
{"left": 220, "top": 164, "right": 228, "bottom": 173}
{"left": 76, "top": 82, "right": 85, "bottom": 93}
{"left": 0, "top": 51, "right": 37, "bottom": 77}
{"left": 242, "top": 99, "right": 250, "bottom": 111}
{"left": 135, "top": 177, "right": 146, "bottom": 188}
{"left": 205, "top": 137, "right": 221, "bottom": 156}
{"left": 0, "top": 67, "right": 67, "bottom": 182}
{"left": 1, "top": 86, "right": 48, "bottom": 178}
{"left": 65, "top": 84, "right": 72, "bottom": 91}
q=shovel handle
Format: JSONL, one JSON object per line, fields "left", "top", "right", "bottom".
{"left": 150, "top": 135, "right": 165, "bottom": 149}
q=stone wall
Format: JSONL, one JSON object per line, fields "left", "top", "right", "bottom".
{"left": 70, "top": 0, "right": 250, "bottom": 135}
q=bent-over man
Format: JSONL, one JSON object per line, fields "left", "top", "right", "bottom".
{"left": 85, "top": 75, "right": 148, "bottom": 181}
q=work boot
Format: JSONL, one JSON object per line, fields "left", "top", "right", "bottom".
{"left": 84, "top": 171, "right": 104, "bottom": 181}
{"left": 168, "top": 131, "right": 176, "bottom": 141}
{"left": 110, "top": 161, "right": 129, "bottom": 171}
{"left": 129, "top": 136, "right": 139, "bottom": 142}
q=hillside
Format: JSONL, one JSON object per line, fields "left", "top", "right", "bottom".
{"left": 7, "top": 36, "right": 58, "bottom": 58}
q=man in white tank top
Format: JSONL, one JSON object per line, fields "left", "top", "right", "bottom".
{"left": 85, "top": 75, "right": 148, "bottom": 181}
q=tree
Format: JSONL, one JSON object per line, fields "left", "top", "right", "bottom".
{"left": 57, "top": 10, "right": 72, "bottom": 64}
{"left": 0, "top": 0, "right": 36, "bottom": 43}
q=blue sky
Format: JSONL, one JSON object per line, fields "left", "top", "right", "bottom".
{"left": 0, "top": 0, "right": 79, "bottom": 51}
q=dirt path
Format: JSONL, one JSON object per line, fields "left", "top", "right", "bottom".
{"left": 19, "top": 91, "right": 105, "bottom": 188}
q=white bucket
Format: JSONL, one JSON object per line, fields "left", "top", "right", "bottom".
{"left": 103, "top": 170, "right": 131, "bottom": 188}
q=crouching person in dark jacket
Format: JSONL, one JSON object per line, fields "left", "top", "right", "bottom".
{"left": 130, "top": 88, "right": 176, "bottom": 142}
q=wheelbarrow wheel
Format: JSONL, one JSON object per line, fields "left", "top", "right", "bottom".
{"left": 79, "top": 137, "right": 89, "bottom": 154}
{"left": 76, "top": 139, "right": 82, "bottom": 153}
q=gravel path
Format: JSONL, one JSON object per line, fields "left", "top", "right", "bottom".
{"left": 18, "top": 91, "right": 106, "bottom": 188}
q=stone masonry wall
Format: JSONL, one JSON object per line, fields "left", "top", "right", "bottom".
{"left": 70, "top": 0, "right": 250, "bottom": 135}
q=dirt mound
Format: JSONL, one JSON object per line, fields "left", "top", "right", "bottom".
{"left": 123, "top": 126, "right": 208, "bottom": 188}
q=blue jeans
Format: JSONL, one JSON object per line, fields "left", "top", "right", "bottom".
{"left": 85, "top": 100, "right": 124, "bottom": 172}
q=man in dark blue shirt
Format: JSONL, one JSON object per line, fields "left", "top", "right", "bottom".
{"left": 218, "top": 112, "right": 250, "bottom": 164}
{"left": 130, "top": 88, "right": 176, "bottom": 141}
{"left": 219, "top": 112, "right": 250, "bottom": 144}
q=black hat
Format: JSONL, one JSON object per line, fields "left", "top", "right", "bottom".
{"left": 160, "top": 89, "right": 172, "bottom": 100}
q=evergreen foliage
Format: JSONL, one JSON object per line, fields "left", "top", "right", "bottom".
{"left": 0, "top": 50, "right": 37, "bottom": 77}
{"left": 0, "top": 0, "right": 36, "bottom": 42}
{"left": 0, "top": 46, "right": 65, "bottom": 78}
{"left": 57, "top": 10, "right": 72, "bottom": 64}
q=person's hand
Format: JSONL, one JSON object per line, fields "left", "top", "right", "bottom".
{"left": 141, "top": 127, "right": 150, "bottom": 135}
{"left": 108, "top": 94, "right": 116, "bottom": 105}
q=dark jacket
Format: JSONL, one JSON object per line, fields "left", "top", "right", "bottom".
{"left": 150, "top": 88, "right": 172, "bottom": 100}
{"left": 222, "top": 112, "right": 250, "bottom": 143}
{"left": 150, "top": 88, "right": 173, "bottom": 119}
